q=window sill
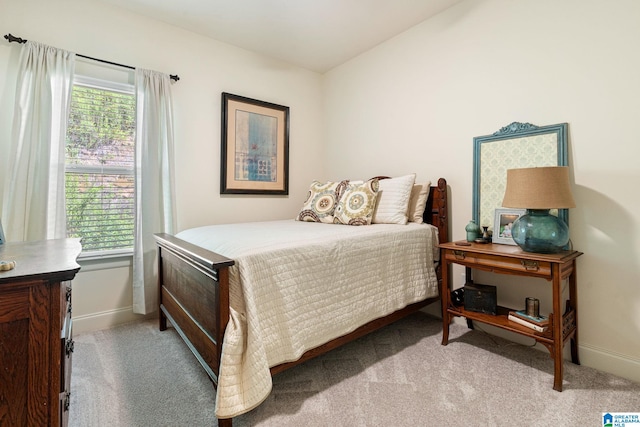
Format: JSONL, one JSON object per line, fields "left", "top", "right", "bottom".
{"left": 77, "top": 251, "right": 133, "bottom": 272}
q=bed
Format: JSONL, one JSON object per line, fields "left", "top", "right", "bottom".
{"left": 154, "top": 177, "right": 448, "bottom": 427}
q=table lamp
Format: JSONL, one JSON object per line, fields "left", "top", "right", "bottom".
{"left": 501, "top": 166, "right": 575, "bottom": 253}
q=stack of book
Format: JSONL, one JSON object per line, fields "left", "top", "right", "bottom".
{"left": 508, "top": 309, "right": 549, "bottom": 332}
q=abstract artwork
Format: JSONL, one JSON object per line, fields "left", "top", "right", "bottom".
{"left": 221, "top": 93, "right": 289, "bottom": 194}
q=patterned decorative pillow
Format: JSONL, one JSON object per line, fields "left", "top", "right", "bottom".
{"left": 333, "top": 178, "right": 380, "bottom": 226}
{"left": 407, "top": 181, "right": 431, "bottom": 223}
{"left": 371, "top": 174, "right": 416, "bottom": 225}
{"left": 296, "top": 180, "right": 350, "bottom": 223}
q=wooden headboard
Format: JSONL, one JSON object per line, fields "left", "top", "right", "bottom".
{"left": 425, "top": 178, "right": 449, "bottom": 245}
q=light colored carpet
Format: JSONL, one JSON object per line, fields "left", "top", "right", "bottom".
{"left": 69, "top": 312, "right": 640, "bottom": 426}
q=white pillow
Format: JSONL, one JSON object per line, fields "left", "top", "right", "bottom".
{"left": 408, "top": 181, "right": 431, "bottom": 223}
{"left": 371, "top": 174, "right": 416, "bottom": 225}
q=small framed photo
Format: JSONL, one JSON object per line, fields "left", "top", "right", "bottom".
{"left": 220, "top": 92, "right": 289, "bottom": 195}
{"left": 493, "top": 208, "right": 526, "bottom": 245}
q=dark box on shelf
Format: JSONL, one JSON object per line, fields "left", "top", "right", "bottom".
{"left": 463, "top": 282, "right": 497, "bottom": 315}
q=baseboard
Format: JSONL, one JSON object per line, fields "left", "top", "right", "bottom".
{"left": 579, "top": 343, "right": 640, "bottom": 384}
{"left": 72, "top": 307, "right": 155, "bottom": 334}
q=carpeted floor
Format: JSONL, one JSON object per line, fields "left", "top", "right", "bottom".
{"left": 69, "top": 312, "right": 640, "bottom": 426}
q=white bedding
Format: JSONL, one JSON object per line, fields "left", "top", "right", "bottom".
{"left": 176, "top": 219, "right": 439, "bottom": 418}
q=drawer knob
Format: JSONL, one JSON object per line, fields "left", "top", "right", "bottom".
{"left": 521, "top": 260, "right": 539, "bottom": 271}
{"left": 63, "top": 391, "right": 71, "bottom": 412}
{"left": 453, "top": 250, "right": 466, "bottom": 260}
{"left": 66, "top": 339, "right": 75, "bottom": 356}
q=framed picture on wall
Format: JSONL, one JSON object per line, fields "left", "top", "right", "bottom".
{"left": 220, "top": 92, "right": 290, "bottom": 195}
{"left": 493, "top": 208, "right": 526, "bottom": 245}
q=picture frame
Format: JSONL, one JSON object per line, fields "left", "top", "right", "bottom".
{"left": 221, "top": 92, "right": 289, "bottom": 195}
{"left": 493, "top": 208, "right": 526, "bottom": 245}
{"left": 472, "top": 122, "right": 568, "bottom": 229}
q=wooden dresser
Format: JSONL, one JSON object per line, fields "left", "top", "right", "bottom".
{"left": 0, "top": 239, "right": 81, "bottom": 427}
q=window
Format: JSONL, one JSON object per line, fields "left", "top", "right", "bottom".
{"left": 65, "top": 75, "right": 136, "bottom": 257}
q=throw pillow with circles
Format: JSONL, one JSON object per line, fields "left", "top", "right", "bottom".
{"left": 296, "top": 179, "right": 350, "bottom": 223}
{"left": 333, "top": 178, "right": 380, "bottom": 226}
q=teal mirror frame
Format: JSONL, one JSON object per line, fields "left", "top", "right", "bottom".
{"left": 472, "top": 122, "right": 569, "bottom": 230}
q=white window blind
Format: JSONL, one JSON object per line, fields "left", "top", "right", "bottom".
{"left": 65, "top": 76, "right": 135, "bottom": 256}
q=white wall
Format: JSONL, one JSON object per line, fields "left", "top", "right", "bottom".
{"left": 0, "top": 0, "right": 325, "bottom": 331}
{"left": 323, "top": 0, "right": 640, "bottom": 382}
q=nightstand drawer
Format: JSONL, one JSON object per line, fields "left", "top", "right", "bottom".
{"left": 443, "top": 249, "right": 552, "bottom": 277}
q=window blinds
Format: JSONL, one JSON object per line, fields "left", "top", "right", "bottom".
{"left": 65, "top": 79, "right": 136, "bottom": 254}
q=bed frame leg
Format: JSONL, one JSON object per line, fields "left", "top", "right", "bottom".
{"left": 218, "top": 417, "right": 232, "bottom": 427}
{"left": 159, "top": 307, "right": 167, "bottom": 331}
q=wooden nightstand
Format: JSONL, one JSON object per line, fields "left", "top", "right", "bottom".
{"left": 0, "top": 239, "right": 81, "bottom": 426}
{"left": 439, "top": 241, "right": 583, "bottom": 391}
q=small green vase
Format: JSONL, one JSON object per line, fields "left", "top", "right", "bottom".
{"left": 465, "top": 220, "right": 481, "bottom": 242}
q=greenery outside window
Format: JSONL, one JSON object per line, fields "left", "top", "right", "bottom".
{"left": 65, "top": 75, "right": 135, "bottom": 258}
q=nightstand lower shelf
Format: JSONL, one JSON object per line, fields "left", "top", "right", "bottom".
{"left": 447, "top": 302, "right": 577, "bottom": 348}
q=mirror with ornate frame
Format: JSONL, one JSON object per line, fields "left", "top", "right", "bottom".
{"left": 472, "top": 121, "right": 569, "bottom": 230}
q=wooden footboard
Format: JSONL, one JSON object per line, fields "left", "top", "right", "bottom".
{"left": 154, "top": 178, "right": 448, "bottom": 426}
{"left": 155, "top": 233, "right": 234, "bottom": 384}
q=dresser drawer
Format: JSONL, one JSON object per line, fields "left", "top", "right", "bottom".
{"left": 60, "top": 313, "right": 73, "bottom": 427}
{"left": 60, "top": 281, "right": 72, "bottom": 327}
{"left": 60, "top": 312, "right": 73, "bottom": 393}
{"left": 443, "top": 249, "right": 552, "bottom": 277}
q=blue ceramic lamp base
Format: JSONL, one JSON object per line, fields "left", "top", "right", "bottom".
{"left": 511, "top": 209, "right": 569, "bottom": 254}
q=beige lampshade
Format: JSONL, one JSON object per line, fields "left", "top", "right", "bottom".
{"left": 502, "top": 166, "right": 576, "bottom": 209}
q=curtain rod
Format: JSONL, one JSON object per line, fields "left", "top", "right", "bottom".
{"left": 3, "top": 33, "right": 180, "bottom": 82}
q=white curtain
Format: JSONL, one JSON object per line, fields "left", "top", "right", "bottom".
{"left": 1, "top": 41, "right": 75, "bottom": 241}
{"left": 133, "top": 69, "right": 177, "bottom": 314}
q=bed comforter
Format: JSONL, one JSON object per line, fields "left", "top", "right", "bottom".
{"left": 176, "top": 220, "right": 439, "bottom": 418}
